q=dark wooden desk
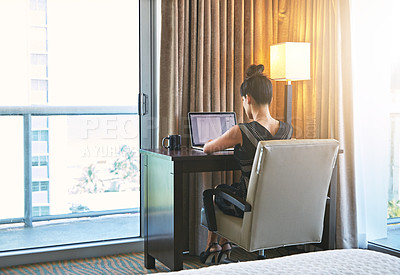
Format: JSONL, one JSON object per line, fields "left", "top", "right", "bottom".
{"left": 140, "top": 147, "right": 336, "bottom": 271}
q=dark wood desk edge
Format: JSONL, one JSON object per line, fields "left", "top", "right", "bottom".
{"left": 140, "top": 147, "right": 235, "bottom": 161}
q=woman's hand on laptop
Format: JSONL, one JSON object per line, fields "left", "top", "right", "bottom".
{"left": 203, "top": 125, "right": 242, "bottom": 154}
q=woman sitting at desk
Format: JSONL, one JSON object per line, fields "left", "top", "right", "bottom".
{"left": 201, "top": 64, "right": 293, "bottom": 264}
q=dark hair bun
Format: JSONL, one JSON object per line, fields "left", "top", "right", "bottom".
{"left": 246, "top": 64, "right": 264, "bottom": 78}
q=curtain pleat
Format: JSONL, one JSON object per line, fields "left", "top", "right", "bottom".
{"left": 189, "top": 0, "right": 197, "bottom": 113}
{"left": 159, "top": 1, "right": 176, "bottom": 138}
{"left": 244, "top": 0, "right": 254, "bottom": 66}
{"left": 219, "top": 0, "right": 226, "bottom": 112}
{"left": 335, "top": 0, "right": 357, "bottom": 249}
{"left": 203, "top": 0, "right": 211, "bottom": 112}
{"left": 159, "top": 0, "right": 357, "bottom": 254}
{"left": 233, "top": 0, "right": 245, "bottom": 121}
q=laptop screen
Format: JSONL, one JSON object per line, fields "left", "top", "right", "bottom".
{"left": 188, "top": 112, "right": 237, "bottom": 147}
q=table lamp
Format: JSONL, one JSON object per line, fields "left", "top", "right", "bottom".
{"left": 270, "top": 42, "right": 310, "bottom": 125}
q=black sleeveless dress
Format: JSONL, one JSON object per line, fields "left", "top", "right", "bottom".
{"left": 215, "top": 121, "right": 293, "bottom": 218}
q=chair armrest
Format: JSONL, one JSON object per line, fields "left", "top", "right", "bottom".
{"left": 203, "top": 189, "right": 251, "bottom": 232}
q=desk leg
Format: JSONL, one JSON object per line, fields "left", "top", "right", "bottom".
{"left": 144, "top": 206, "right": 155, "bottom": 269}
{"left": 144, "top": 208, "right": 155, "bottom": 269}
{"left": 143, "top": 155, "right": 155, "bottom": 269}
{"left": 144, "top": 252, "right": 155, "bottom": 269}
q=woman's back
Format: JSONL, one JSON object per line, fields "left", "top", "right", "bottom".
{"left": 235, "top": 120, "right": 292, "bottom": 184}
{"left": 215, "top": 120, "right": 292, "bottom": 217}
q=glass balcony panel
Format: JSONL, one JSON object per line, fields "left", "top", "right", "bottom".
{"left": 40, "top": 115, "right": 139, "bottom": 221}
{"left": 0, "top": 117, "right": 24, "bottom": 220}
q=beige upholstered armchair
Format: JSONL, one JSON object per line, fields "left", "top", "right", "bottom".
{"left": 202, "top": 139, "right": 339, "bottom": 253}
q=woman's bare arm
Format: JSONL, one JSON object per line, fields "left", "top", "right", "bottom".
{"left": 203, "top": 125, "right": 242, "bottom": 154}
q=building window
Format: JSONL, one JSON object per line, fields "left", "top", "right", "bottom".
{"left": 32, "top": 156, "right": 49, "bottom": 167}
{"left": 31, "top": 79, "right": 48, "bottom": 92}
{"left": 33, "top": 206, "right": 50, "bottom": 217}
{"left": 33, "top": 130, "right": 48, "bottom": 141}
{"left": 30, "top": 0, "right": 47, "bottom": 11}
{"left": 32, "top": 181, "right": 49, "bottom": 192}
{"left": 31, "top": 54, "right": 48, "bottom": 66}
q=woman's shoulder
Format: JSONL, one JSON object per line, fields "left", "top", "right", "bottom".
{"left": 239, "top": 120, "right": 292, "bottom": 139}
{"left": 238, "top": 121, "right": 258, "bottom": 128}
{"left": 238, "top": 121, "right": 270, "bottom": 132}
{"left": 237, "top": 121, "right": 259, "bottom": 134}
{"left": 276, "top": 120, "right": 292, "bottom": 129}
{"left": 276, "top": 120, "right": 293, "bottom": 138}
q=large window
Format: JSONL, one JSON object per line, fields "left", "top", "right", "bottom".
{"left": 352, "top": 0, "right": 400, "bottom": 248}
{"left": 388, "top": 21, "right": 400, "bottom": 222}
{"left": 0, "top": 0, "right": 140, "bottom": 250}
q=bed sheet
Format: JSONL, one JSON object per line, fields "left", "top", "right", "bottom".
{"left": 163, "top": 249, "right": 400, "bottom": 274}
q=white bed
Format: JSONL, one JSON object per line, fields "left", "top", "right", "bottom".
{"left": 165, "top": 249, "right": 400, "bottom": 274}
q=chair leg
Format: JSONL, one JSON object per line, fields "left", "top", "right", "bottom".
{"left": 257, "top": 249, "right": 267, "bottom": 260}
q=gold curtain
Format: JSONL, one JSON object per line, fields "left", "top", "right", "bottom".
{"left": 159, "top": 0, "right": 357, "bottom": 252}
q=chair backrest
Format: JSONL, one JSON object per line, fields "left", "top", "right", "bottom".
{"left": 241, "top": 139, "right": 339, "bottom": 251}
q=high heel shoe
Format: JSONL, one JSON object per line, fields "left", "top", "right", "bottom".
{"left": 217, "top": 242, "right": 232, "bottom": 263}
{"left": 200, "top": 242, "right": 221, "bottom": 264}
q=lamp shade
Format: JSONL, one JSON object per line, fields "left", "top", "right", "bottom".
{"left": 270, "top": 42, "right": 310, "bottom": 81}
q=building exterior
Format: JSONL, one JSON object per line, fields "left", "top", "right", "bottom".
{"left": 30, "top": 0, "right": 51, "bottom": 217}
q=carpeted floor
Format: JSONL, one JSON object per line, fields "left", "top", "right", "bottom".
{"left": 0, "top": 246, "right": 303, "bottom": 274}
{"left": 0, "top": 252, "right": 176, "bottom": 275}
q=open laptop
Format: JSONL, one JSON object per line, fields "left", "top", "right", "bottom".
{"left": 188, "top": 112, "right": 237, "bottom": 151}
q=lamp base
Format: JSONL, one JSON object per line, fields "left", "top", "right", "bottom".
{"left": 284, "top": 83, "right": 292, "bottom": 125}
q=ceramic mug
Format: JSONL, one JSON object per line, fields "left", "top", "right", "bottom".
{"left": 162, "top": 134, "right": 181, "bottom": 150}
